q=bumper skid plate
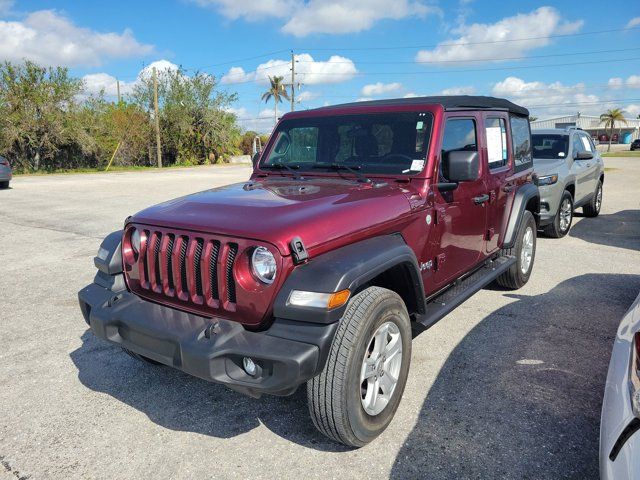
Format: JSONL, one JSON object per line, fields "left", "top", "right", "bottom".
{"left": 78, "top": 282, "right": 336, "bottom": 397}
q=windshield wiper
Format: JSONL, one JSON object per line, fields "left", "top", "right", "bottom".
{"left": 262, "top": 162, "right": 305, "bottom": 180}
{"left": 312, "top": 163, "right": 371, "bottom": 183}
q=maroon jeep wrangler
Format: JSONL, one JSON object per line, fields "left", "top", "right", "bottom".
{"left": 79, "top": 96, "right": 539, "bottom": 447}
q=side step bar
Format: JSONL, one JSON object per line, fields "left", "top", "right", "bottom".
{"left": 412, "top": 255, "right": 516, "bottom": 336}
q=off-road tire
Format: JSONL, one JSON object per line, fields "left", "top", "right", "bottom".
{"left": 542, "top": 190, "right": 573, "bottom": 238}
{"left": 496, "top": 210, "right": 536, "bottom": 290}
{"left": 582, "top": 180, "right": 603, "bottom": 217}
{"left": 307, "top": 287, "right": 412, "bottom": 447}
{"left": 122, "top": 347, "right": 162, "bottom": 365}
{"left": 0, "top": 181, "right": 9, "bottom": 189}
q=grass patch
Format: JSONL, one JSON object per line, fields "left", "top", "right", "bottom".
{"left": 13, "top": 162, "right": 249, "bottom": 176}
{"left": 602, "top": 151, "right": 640, "bottom": 158}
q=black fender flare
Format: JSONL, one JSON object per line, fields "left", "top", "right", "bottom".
{"left": 503, "top": 183, "right": 540, "bottom": 249}
{"left": 94, "top": 230, "right": 123, "bottom": 275}
{"left": 273, "top": 234, "right": 425, "bottom": 324}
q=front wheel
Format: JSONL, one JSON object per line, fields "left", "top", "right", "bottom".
{"left": 307, "top": 287, "right": 412, "bottom": 447}
{"left": 0, "top": 181, "right": 9, "bottom": 189}
{"left": 496, "top": 210, "right": 537, "bottom": 289}
{"left": 543, "top": 190, "right": 573, "bottom": 238}
{"left": 582, "top": 180, "right": 603, "bottom": 217}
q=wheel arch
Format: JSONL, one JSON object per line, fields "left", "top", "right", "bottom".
{"left": 503, "top": 183, "right": 540, "bottom": 249}
{"left": 273, "top": 234, "right": 425, "bottom": 325}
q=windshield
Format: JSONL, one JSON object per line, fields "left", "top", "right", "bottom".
{"left": 261, "top": 112, "right": 433, "bottom": 175}
{"left": 532, "top": 134, "right": 569, "bottom": 159}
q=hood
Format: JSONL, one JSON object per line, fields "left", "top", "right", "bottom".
{"left": 533, "top": 158, "right": 565, "bottom": 177}
{"left": 130, "top": 177, "right": 414, "bottom": 255}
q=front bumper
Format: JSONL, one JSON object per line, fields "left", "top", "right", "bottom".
{"left": 537, "top": 183, "right": 563, "bottom": 226}
{"left": 78, "top": 279, "right": 338, "bottom": 397}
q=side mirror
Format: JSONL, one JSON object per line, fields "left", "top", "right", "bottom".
{"left": 442, "top": 151, "right": 480, "bottom": 183}
{"left": 575, "top": 150, "right": 593, "bottom": 160}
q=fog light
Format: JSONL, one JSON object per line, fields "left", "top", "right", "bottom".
{"left": 243, "top": 357, "right": 257, "bottom": 376}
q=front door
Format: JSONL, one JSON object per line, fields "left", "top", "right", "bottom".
{"left": 432, "top": 114, "right": 488, "bottom": 286}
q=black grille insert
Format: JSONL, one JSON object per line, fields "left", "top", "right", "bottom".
{"left": 179, "top": 236, "right": 189, "bottom": 295}
{"left": 209, "top": 241, "right": 220, "bottom": 300}
{"left": 226, "top": 243, "right": 238, "bottom": 303}
{"left": 194, "top": 238, "right": 204, "bottom": 297}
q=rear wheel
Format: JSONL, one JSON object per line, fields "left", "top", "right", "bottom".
{"left": 307, "top": 287, "right": 411, "bottom": 447}
{"left": 582, "top": 180, "right": 602, "bottom": 217}
{"left": 543, "top": 191, "right": 573, "bottom": 238}
{"left": 496, "top": 210, "right": 536, "bottom": 290}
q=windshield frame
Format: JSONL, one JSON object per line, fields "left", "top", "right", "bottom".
{"left": 256, "top": 108, "right": 436, "bottom": 179}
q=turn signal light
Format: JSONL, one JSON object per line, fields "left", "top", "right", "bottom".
{"left": 328, "top": 289, "right": 351, "bottom": 309}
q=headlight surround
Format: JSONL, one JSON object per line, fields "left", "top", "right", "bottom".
{"left": 537, "top": 174, "right": 559, "bottom": 186}
{"left": 251, "top": 246, "right": 277, "bottom": 284}
{"left": 131, "top": 228, "right": 141, "bottom": 255}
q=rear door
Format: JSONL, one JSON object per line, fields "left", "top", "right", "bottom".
{"left": 571, "top": 133, "right": 593, "bottom": 202}
{"left": 432, "top": 114, "right": 488, "bottom": 286}
{"left": 482, "top": 113, "right": 513, "bottom": 254}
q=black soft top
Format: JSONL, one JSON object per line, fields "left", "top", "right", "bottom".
{"left": 317, "top": 95, "right": 529, "bottom": 117}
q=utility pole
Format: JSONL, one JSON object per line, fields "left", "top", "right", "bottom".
{"left": 116, "top": 79, "right": 121, "bottom": 104}
{"left": 153, "top": 67, "right": 162, "bottom": 168}
{"left": 290, "top": 51, "right": 295, "bottom": 112}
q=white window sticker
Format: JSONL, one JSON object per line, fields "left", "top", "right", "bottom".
{"left": 404, "top": 159, "right": 425, "bottom": 173}
{"left": 416, "top": 121, "right": 424, "bottom": 130}
{"left": 486, "top": 126, "right": 504, "bottom": 163}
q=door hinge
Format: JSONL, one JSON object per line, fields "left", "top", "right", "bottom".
{"left": 486, "top": 228, "right": 495, "bottom": 241}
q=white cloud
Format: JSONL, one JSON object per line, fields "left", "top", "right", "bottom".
{"left": 361, "top": 82, "right": 402, "bottom": 96}
{"left": 440, "top": 86, "right": 476, "bottom": 95}
{"left": 608, "top": 75, "right": 640, "bottom": 89}
{"left": 624, "top": 104, "right": 640, "bottom": 118}
{"left": 221, "top": 53, "right": 357, "bottom": 85}
{"left": 226, "top": 106, "right": 276, "bottom": 133}
{"left": 281, "top": 0, "right": 440, "bottom": 37}
{"left": 296, "top": 90, "right": 321, "bottom": 102}
{"left": 194, "top": 0, "right": 440, "bottom": 36}
{"left": 626, "top": 17, "right": 640, "bottom": 28}
{"left": 416, "top": 7, "right": 582, "bottom": 64}
{"left": 492, "top": 76, "right": 605, "bottom": 115}
{"left": 83, "top": 60, "right": 179, "bottom": 98}
{"left": 191, "top": 0, "right": 294, "bottom": 21}
{"left": 0, "top": 10, "right": 153, "bottom": 67}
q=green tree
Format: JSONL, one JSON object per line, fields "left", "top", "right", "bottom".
{"left": 261, "top": 75, "right": 289, "bottom": 128}
{"left": 599, "top": 108, "right": 627, "bottom": 152}
{"left": 0, "top": 61, "right": 84, "bottom": 171}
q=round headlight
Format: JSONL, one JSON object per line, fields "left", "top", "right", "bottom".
{"left": 251, "top": 246, "right": 276, "bottom": 284}
{"left": 131, "top": 228, "right": 141, "bottom": 254}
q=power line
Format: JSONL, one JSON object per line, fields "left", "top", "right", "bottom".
{"left": 295, "top": 47, "right": 640, "bottom": 65}
{"left": 299, "top": 26, "right": 640, "bottom": 52}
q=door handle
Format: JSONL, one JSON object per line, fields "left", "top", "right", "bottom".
{"left": 473, "top": 194, "right": 490, "bottom": 205}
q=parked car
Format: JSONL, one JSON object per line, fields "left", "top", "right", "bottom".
{"left": 79, "top": 96, "right": 540, "bottom": 447}
{"left": 600, "top": 291, "right": 640, "bottom": 480}
{"left": 631, "top": 139, "right": 640, "bottom": 151}
{"left": 0, "top": 155, "right": 11, "bottom": 189}
{"left": 531, "top": 128, "right": 604, "bottom": 238}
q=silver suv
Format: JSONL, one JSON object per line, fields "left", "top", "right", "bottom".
{"left": 532, "top": 128, "right": 604, "bottom": 238}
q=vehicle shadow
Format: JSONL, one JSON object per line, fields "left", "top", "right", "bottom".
{"left": 570, "top": 209, "right": 640, "bottom": 251}
{"left": 70, "top": 331, "right": 349, "bottom": 452}
{"left": 391, "top": 273, "right": 640, "bottom": 479}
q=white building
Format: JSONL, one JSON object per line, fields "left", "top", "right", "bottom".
{"left": 531, "top": 114, "right": 640, "bottom": 143}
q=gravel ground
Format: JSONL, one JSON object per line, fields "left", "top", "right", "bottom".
{"left": 0, "top": 159, "right": 639, "bottom": 479}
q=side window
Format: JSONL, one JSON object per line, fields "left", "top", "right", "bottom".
{"left": 571, "top": 135, "right": 583, "bottom": 156}
{"left": 510, "top": 116, "right": 532, "bottom": 172}
{"left": 440, "top": 118, "right": 477, "bottom": 180}
{"left": 485, "top": 117, "right": 508, "bottom": 170}
{"left": 580, "top": 134, "right": 594, "bottom": 152}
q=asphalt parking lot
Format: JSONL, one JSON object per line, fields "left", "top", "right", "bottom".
{"left": 1, "top": 159, "right": 639, "bottom": 479}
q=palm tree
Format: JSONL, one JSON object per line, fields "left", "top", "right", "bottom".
{"left": 529, "top": 115, "right": 538, "bottom": 122}
{"left": 261, "top": 76, "right": 290, "bottom": 127}
{"left": 599, "top": 108, "right": 627, "bottom": 152}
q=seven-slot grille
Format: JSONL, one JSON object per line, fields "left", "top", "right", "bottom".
{"left": 131, "top": 228, "right": 238, "bottom": 310}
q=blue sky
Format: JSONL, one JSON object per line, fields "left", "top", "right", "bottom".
{"left": 1, "top": 0, "right": 639, "bottom": 131}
